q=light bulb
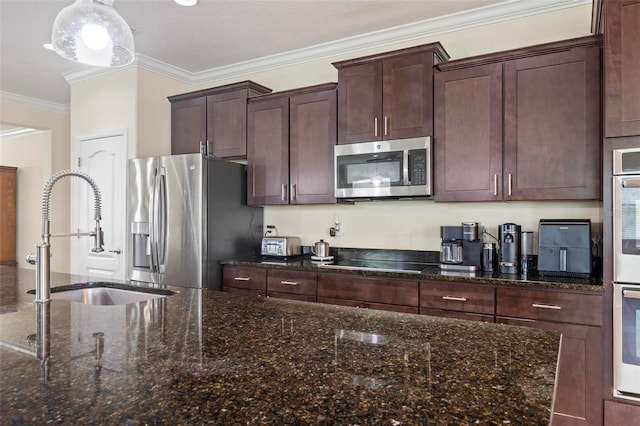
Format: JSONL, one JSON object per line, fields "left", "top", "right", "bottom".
{"left": 81, "top": 23, "right": 109, "bottom": 50}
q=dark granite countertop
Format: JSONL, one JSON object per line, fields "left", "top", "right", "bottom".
{"left": 222, "top": 253, "right": 603, "bottom": 293}
{"left": 0, "top": 266, "right": 560, "bottom": 425}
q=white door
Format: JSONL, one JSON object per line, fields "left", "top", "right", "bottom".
{"left": 72, "top": 131, "right": 127, "bottom": 280}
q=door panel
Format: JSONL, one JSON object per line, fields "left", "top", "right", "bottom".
{"left": 337, "top": 62, "right": 382, "bottom": 144}
{"left": 74, "top": 133, "right": 127, "bottom": 279}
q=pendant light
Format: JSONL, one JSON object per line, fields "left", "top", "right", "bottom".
{"left": 51, "top": 0, "right": 135, "bottom": 67}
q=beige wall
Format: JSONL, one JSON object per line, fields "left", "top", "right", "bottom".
{"left": 13, "top": 3, "right": 598, "bottom": 268}
{"left": 0, "top": 101, "right": 71, "bottom": 272}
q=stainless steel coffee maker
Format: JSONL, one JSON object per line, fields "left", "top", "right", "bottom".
{"left": 499, "top": 223, "right": 522, "bottom": 274}
{"left": 440, "top": 223, "right": 483, "bottom": 272}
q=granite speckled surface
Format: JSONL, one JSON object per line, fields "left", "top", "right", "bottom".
{"left": 0, "top": 266, "right": 560, "bottom": 424}
{"left": 223, "top": 247, "right": 603, "bottom": 292}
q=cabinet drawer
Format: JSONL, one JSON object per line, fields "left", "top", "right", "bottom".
{"left": 317, "top": 273, "right": 419, "bottom": 307}
{"left": 496, "top": 287, "right": 602, "bottom": 326}
{"left": 420, "top": 281, "right": 495, "bottom": 315}
{"left": 267, "top": 270, "right": 317, "bottom": 296}
{"left": 223, "top": 266, "right": 267, "bottom": 291}
{"left": 317, "top": 297, "right": 419, "bottom": 314}
{"left": 419, "top": 307, "right": 494, "bottom": 323}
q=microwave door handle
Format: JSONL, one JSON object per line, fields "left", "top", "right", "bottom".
{"left": 622, "top": 178, "right": 640, "bottom": 188}
{"left": 404, "top": 150, "right": 410, "bottom": 185}
{"left": 623, "top": 289, "right": 640, "bottom": 299}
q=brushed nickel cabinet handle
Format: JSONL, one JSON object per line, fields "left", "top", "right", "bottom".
{"left": 532, "top": 303, "right": 561, "bottom": 310}
{"left": 291, "top": 184, "right": 296, "bottom": 201}
{"left": 442, "top": 296, "right": 467, "bottom": 302}
{"left": 374, "top": 117, "right": 379, "bottom": 137}
{"left": 234, "top": 277, "right": 251, "bottom": 281}
{"left": 281, "top": 184, "right": 287, "bottom": 201}
{"left": 508, "top": 173, "right": 512, "bottom": 196}
{"left": 493, "top": 174, "right": 498, "bottom": 196}
{"left": 280, "top": 281, "right": 299, "bottom": 286}
{"left": 384, "top": 116, "right": 388, "bottom": 136}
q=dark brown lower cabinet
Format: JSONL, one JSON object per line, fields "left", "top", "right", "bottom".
{"left": 604, "top": 400, "right": 640, "bottom": 425}
{"left": 267, "top": 270, "right": 317, "bottom": 302}
{"left": 317, "top": 273, "right": 419, "bottom": 314}
{"left": 496, "top": 287, "right": 603, "bottom": 426}
{"left": 419, "top": 280, "right": 495, "bottom": 321}
{"left": 222, "top": 266, "right": 267, "bottom": 296}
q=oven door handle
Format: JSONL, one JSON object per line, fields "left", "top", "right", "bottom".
{"left": 623, "top": 289, "right": 640, "bottom": 299}
{"left": 622, "top": 178, "right": 640, "bottom": 188}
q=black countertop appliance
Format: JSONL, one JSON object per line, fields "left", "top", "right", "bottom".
{"left": 499, "top": 223, "right": 521, "bottom": 274}
{"left": 537, "top": 219, "right": 592, "bottom": 278}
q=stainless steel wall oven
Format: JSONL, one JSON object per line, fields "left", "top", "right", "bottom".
{"left": 613, "top": 147, "right": 640, "bottom": 400}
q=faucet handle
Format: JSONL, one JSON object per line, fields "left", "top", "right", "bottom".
{"left": 26, "top": 253, "right": 36, "bottom": 265}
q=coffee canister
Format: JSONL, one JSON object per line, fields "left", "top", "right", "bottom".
{"left": 482, "top": 243, "right": 497, "bottom": 271}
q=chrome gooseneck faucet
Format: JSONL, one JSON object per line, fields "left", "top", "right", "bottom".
{"left": 27, "top": 170, "right": 104, "bottom": 303}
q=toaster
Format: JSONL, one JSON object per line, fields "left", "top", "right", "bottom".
{"left": 261, "top": 236, "right": 302, "bottom": 257}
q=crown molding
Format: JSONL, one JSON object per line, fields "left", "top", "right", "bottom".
{"left": 66, "top": 0, "right": 591, "bottom": 88}
{"left": 0, "top": 91, "right": 69, "bottom": 115}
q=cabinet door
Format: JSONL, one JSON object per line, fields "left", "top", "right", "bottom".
{"left": 317, "top": 273, "right": 419, "bottom": 308}
{"left": 247, "top": 97, "right": 290, "bottom": 205}
{"left": 337, "top": 62, "right": 383, "bottom": 144}
{"left": 605, "top": 0, "right": 640, "bottom": 137}
{"left": 289, "top": 88, "right": 337, "bottom": 204}
{"left": 497, "top": 317, "right": 602, "bottom": 426}
{"left": 171, "top": 97, "right": 206, "bottom": 155}
{"left": 383, "top": 52, "right": 435, "bottom": 140}
{"left": 504, "top": 45, "right": 601, "bottom": 200}
{"left": 207, "top": 89, "right": 249, "bottom": 158}
{"left": 434, "top": 63, "right": 503, "bottom": 201}
{"left": 0, "top": 166, "right": 17, "bottom": 265}
{"left": 267, "top": 269, "right": 317, "bottom": 298}
{"left": 605, "top": 400, "right": 640, "bottom": 425}
{"left": 420, "top": 280, "right": 495, "bottom": 315}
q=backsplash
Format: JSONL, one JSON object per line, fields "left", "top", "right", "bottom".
{"left": 263, "top": 200, "right": 602, "bottom": 252}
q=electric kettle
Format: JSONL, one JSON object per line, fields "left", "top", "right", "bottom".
{"left": 312, "top": 239, "right": 330, "bottom": 258}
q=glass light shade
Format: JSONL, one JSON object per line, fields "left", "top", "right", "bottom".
{"left": 51, "top": 0, "right": 135, "bottom": 67}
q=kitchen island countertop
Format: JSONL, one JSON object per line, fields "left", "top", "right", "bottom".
{"left": 1, "top": 266, "right": 560, "bottom": 424}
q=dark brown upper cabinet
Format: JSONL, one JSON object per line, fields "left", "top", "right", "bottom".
{"left": 247, "top": 83, "right": 337, "bottom": 206}
{"left": 168, "top": 81, "right": 271, "bottom": 157}
{"left": 605, "top": 0, "right": 640, "bottom": 138}
{"left": 434, "top": 36, "right": 602, "bottom": 202}
{"left": 333, "top": 43, "right": 449, "bottom": 145}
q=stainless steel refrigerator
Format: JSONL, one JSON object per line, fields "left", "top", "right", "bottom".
{"left": 127, "top": 153, "right": 263, "bottom": 289}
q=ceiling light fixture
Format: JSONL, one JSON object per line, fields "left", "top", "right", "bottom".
{"left": 50, "top": 0, "right": 135, "bottom": 67}
{"left": 173, "top": 0, "right": 198, "bottom": 6}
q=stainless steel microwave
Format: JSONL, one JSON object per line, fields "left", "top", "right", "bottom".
{"left": 334, "top": 137, "right": 432, "bottom": 200}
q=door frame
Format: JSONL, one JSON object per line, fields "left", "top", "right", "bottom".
{"left": 71, "top": 128, "right": 128, "bottom": 277}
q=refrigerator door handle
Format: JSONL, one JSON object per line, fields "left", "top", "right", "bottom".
{"left": 157, "top": 169, "right": 167, "bottom": 274}
{"left": 149, "top": 168, "right": 161, "bottom": 273}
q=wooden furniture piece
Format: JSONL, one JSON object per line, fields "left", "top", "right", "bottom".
{"left": 317, "top": 273, "right": 419, "bottom": 314}
{"left": 496, "top": 287, "right": 603, "bottom": 426}
{"left": 333, "top": 43, "right": 449, "bottom": 144}
{"left": 267, "top": 269, "right": 317, "bottom": 302}
{"left": 604, "top": 400, "right": 640, "bottom": 425}
{"left": 247, "top": 83, "right": 337, "bottom": 205}
{"left": 419, "top": 279, "right": 495, "bottom": 322}
{"left": 222, "top": 266, "right": 267, "bottom": 297}
{"left": 434, "top": 36, "right": 601, "bottom": 201}
{"left": 0, "top": 166, "right": 17, "bottom": 266}
{"left": 604, "top": 0, "right": 640, "bottom": 137}
{"left": 168, "top": 81, "right": 272, "bottom": 157}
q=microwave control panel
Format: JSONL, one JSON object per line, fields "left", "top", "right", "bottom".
{"left": 408, "top": 149, "right": 427, "bottom": 186}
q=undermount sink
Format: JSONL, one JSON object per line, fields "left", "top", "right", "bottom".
{"left": 27, "top": 282, "right": 177, "bottom": 306}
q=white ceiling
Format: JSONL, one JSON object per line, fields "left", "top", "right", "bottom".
{"left": 0, "top": 0, "right": 591, "bottom": 108}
